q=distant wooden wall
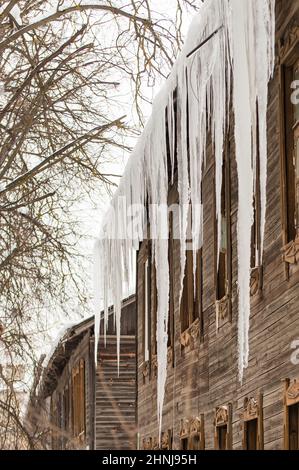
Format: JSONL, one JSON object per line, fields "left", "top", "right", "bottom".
{"left": 45, "top": 297, "right": 136, "bottom": 450}
{"left": 95, "top": 335, "right": 136, "bottom": 450}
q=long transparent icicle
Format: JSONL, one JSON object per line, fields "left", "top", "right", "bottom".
{"left": 94, "top": 0, "right": 276, "bottom": 438}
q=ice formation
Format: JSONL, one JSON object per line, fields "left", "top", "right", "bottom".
{"left": 94, "top": 0, "right": 275, "bottom": 437}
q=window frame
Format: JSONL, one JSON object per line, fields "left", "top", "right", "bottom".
{"left": 179, "top": 419, "right": 190, "bottom": 450}
{"left": 179, "top": 203, "right": 203, "bottom": 347}
{"left": 279, "top": 25, "right": 299, "bottom": 276}
{"left": 214, "top": 139, "right": 232, "bottom": 327}
{"left": 214, "top": 404, "right": 232, "bottom": 450}
{"left": 283, "top": 377, "right": 299, "bottom": 449}
{"left": 242, "top": 394, "right": 264, "bottom": 450}
{"left": 71, "top": 358, "right": 86, "bottom": 444}
{"left": 189, "top": 415, "right": 205, "bottom": 450}
{"left": 142, "top": 241, "right": 151, "bottom": 365}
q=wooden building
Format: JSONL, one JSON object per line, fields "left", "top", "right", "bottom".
{"left": 137, "top": 1, "right": 299, "bottom": 451}
{"left": 29, "top": 295, "right": 136, "bottom": 450}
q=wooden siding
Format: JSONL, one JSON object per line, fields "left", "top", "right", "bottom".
{"left": 95, "top": 335, "right": 136, "bottom": 450}
{"left": 37, "top": 296, "right": 136, "bottom": 450}
{"left": 137, "top": 1, "right": 299, "bottom": 451}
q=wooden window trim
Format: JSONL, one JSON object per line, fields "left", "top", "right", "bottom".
{"left": 142, "top": 242, "right": 151, "bottom": 365}
{"left": 214, "top": 140, "right": 232, "bottom": 327}
{"left": 250, "top": 106, "right": 264, "bottom": 298}
{"left": 251, "top": 104, "right": 262, "bottom": 270}
{"left": 189, "top": 415, "right": 205, "bottom": 450}
{"left": 161, "top": 430, "right": 172, "bottom": 450}
{"left": 168, "top": 212, "right": 175, "bottom": 366}
{"left": 72, "top": 358, "right": 86, "bottom": 444}
{"left": 142, "top": 437, "right": 152, "bottom": 450}
{"left": 141, "top": 231, "right": 152, "bottom": 380}
{"left": 151, "top": 260, "right": 158, "bottom": 377}
{"left": 152, "top": 437, "right": 160, "bottom": 450}
{"left": 214, "top": 404, "right": 232, "bottom": 450}
{"left": 283, "top": 377, "right": 299, "bottom": 449}
{"left": 166, "top": 89, "right": 178, "bottom": 187}
{"left": 241, "top": 394, "right": 264, "bottom": 450}
{"left": 179, "top": 419, "right": 190, "bottom": 449}
{"left": 179, "top": 416, "right": 204, "bottom": 450}
{"left": 279, "top": 25, "right": 299, "bottom": 278}
{"left": 180, "top": 250, "right": 203, "bottom": 348}
{"left": 180, "top": 210, "right": 203, "bottom": 347}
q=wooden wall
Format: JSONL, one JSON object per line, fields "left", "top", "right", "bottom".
{"left": 94, "top": 296, "right": 137, "bottom": 450}
{"left": 95, "top": 335, "right": 136, "bottom": 450}
{"left": 44, "top": 296, "right": 136, "bottom": 450}
{"left": 49, "top": 332, "right": 93, "bottom": 450}
{"left": 137, "top": 0, "right": 299, "bottom": 450}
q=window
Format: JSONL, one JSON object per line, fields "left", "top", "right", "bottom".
{"left": 215, "top": 146, "right": 231, "bottom": 303}
{"left": 289, "top": 403, "right": 299, "bottom": 450}
{"left": 286, "top": 59, "right": 299, "bottom": 240}
{"left": 152, "top": 262, "right": 157, "bottom": 357}
{"left": 283, "top": 378, "right": 299, "bottom": 450}
{"left": 62, "top": 385, "right": 70, "bottom": 449}
{"left": 143, "top": 246, "right": 151, "bottom": 363}
{"left": 50, "top": 396, "right": 59, "bottom": 450}
{"left": 190, "top": 415, "right": 205, "bottom": 450}
{"left": 180, "top": 437, "right": 189, "bottom": 450}
{"left": 280, "top": 33, "right": 299, "bottom": 249}
{"left": 72, "top": 359, "right": 86, "bottom": 444}
{"left": 242, "top": 395, "right": 264, "bottom": 450}
{"left": 190, "top": 434, "right": 200, "bottom": 450}
{"left": 217, "top": 425, "right": 228, "bottom": 450}
{"left": 142, "top": 437, "right": 152, "bottom": 450}
{"left": 245, "top": 419, "right": 258, "bottom": 450}
{"left": 167, "top": 212, "right": 175, "bottom": 366}
{"left": 180, "top": 419, "right": 190, "bottom": 450}
{"left": 180, "top": 210, "right": 203, "bottom": 336}
{"left": 161, "top": 430, "right": 172, "bottom": 450}
{"left": 214, "top": 405, "right": 232, "bottom": 450}
{"left": 251, "top": 108, "right": 261, "bottom": 269}
{"left": 166, "top": 88, "right": 178, "bottom": 185}
{"left": 180, "top": 245, "right": 194, "bottom": 332}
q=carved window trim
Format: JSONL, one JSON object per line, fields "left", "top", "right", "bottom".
{"left": 283, "top": 377, "right": 299, "bottom": 449}
{"left": 180, "top": 317, "right": 201, "bottom": 349}
{"left": 214, "top": 139, "right": 232, "bottom": 327}
{"left": 142, "top": 237, "right": 151, "bottom": 366}
{"left": 142, "top": 437, "right": 152, "bottom": 450}
{"left": 215, "top": 295, "right": 230, "bottom": 330}
{"left": 279, "top": 23, "right": 299, "bottom": 279}
{"left": 141, "top": 360, "right": 150, "bottom": 384}
{"left": 178, "top": 416, "right": 205, "bottom": 450}
{"left": 161, "top": 430, "right": 172, "bottom": 450}
{"left": 71, "top": 358, "right": 86, "bottom": 445}
{"left": 241, "top": 394, "right": 264, "bottom": 450}
{"left": 168, "top": 211, "right": 175, "bottom": 365}
{"left": 189, "top": 415, "right": 205, "bottom": 450}
{"left": 179, "top": 418, "right": 190, "bottom": 449}
{"left": 152, "top": 437, "right": 160, "bottom": 450}
{"left": 180, "top": 206, "right": 203, "bottom": 345}
{"left": 282, "top": 236, "right": 299, "bottom": 265}
{"left": 214, "top": 404, "right": 232, "bottom": 450}
{"left": 151, "top": 354, "right": 158, "bottom": 377}
{"left": 250, "top": 266, "right": 263, "bottom": 297}
{"left": 180, "top": 248, "right": 202, "bottom": 339}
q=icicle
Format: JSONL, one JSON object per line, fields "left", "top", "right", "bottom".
{"left": 255, "top": 0, "right": 276, "bottom": 263}
{"left": 177, "top": 66, "right": 190, "bottom": 302}
{"left": 93, "top": 0, "right": 276, "bottom": 437}
{"left": 93, "top": 239, "right": 102, "bottom": 364}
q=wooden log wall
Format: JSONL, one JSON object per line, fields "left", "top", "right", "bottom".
{"left": 95, "top": 334, "right": 136, "bottom": 450}
{"left": 137, "top": 0, "right": 299, "bottom": 451}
